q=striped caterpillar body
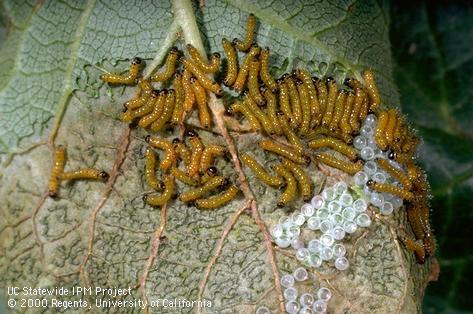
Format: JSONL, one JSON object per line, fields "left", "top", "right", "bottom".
{"left": 146, "top": 136, "right": 176, "bottom": 171}
{"left": 48, "top": 146, "right": 66, "bottom": 197}
{"left": 282, "top": 159, "right": 312, "bottom": 202}
{"left": 179, "top": 176, "right": 228, "bottom": 203}
{"left": 151, "top": 48, "right": 179, "bottom": 82}
{"left": 100, "top": 57, "right": 142, "bottom": 85}
{"left": 241, "top": 153, "right": 284, "bottom": 187}
{"left": 308, "top": 137, "right": 358, "bottom": 161}
{"left": 145, "top": 147, "right": 163, "bottom": 191}
{"left": 259, "top": 139, "right": 309, "bottom": 165}
{"left": 273, "top": 164, "right": 297, "bottom": 207}
{"left": 366, "top": 180, "right": 414, "bottom": 201}
{"left": 186, "top": 130, "right": 204, "bottom": 179}
{"left": 195, "top": 185, "right": 240, "bottom": 210}
{"left": 144, "top": 175, "right": 175, "bottom": 207}
{"left": 61, "top": 169, "right": 109, "bottom": 181}
{"left": 222, "top": 38, "right": 238, "bottom": 86}
{"left": 186, "top": 44, "right": 221, "bottom": 73}
{"left": 233, "top": 13, "right": 257, "bottom": 52}
{"left": 315, "top": 153, "right": 363, "bottom": 175}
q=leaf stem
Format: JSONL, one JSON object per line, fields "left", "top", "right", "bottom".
{"left": 171, "top": 0, "right": 207, "bottom": 60}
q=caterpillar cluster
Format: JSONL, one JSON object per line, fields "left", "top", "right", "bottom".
{"left": 366, "top": 108, "right": 433, "bottom": 263}
{"left": 48, "top": 146, "right": 109, "bottom": 197}
{"left": 92, "top": 14, "right": 435, "bottom": 262}
{"left": 142, "top": 130, "right": 238, "bottom": 210}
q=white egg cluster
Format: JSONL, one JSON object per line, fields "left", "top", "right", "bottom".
{"left": 270, "top": 181, "right": 370, "bottom": 272}
{"left": 256, "top": 267, "right": 332, "bottom": 314}
{"left": 352, "top": 114, "right": 405, "bottom": 214}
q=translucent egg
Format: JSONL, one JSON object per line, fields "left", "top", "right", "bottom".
{"left": 300, "top": 293, "right": 315, "bottom": 307}
{"left": 334, "top": 256, "right": 349, "bottom": 270}
{"left": 320, "top": 234, "right": 334, "bottom": 247}
{"left": 292, "top": 213, "right": 306, "bottom": 226}
{"left": 334, "top": 181, "right": 348, "bottom": 195}
{"left": 307, "top": 216, "right": 321, "bottom": 230}
{"left": 353, "top": 198, "right": 367, "bottom": 212}
{"left": 353, "top": 135, "right": 367, "bottom": 150}
{"left": 342, "top": 207, "right": 356, "bottom": 221}
{"left": 270, "top": 224, "right": 283, "bottom": 238}
{"left": 339, "top": 193, "right": 353, "bottom": 206}
{"left": 319, "top": 219, "right": 334, "bottom": 234}
{"left": 281, "top": 217, "right": 293, "bottom": 229}
{"left": 322, "top": 187, "right": 336, "bottom": 201}
{"left": 293, "top": 267, "right": 309, "bottom": 282}
{"left": 299, "top": 306, "right": 314, "bottom": 314}
{"left": 308, "top": 239, "right": 322, "bottom": 253}
{"left": 317, "top": 287, "right": 332, "bottom": 302}
{"left": 331, "top": 226, "right": 346, "bottom": 240}
{"left": 284, "top": 287, "right": 298, "bottom": 301}
{"left": 367, "top": 137, "right": 377, "bottom": 148}
{"left": 332, "top": 243, "right": 346, "bottom": 257}
{"left": 365, "top": 114, "right": 377, "bottom": 126}
{"left": 327, "top": 201, "right": 342, "bottom": 213}
{"left": 302, "top": 203, "right": 316, "bottom": 217}
{"left": 320, "top": 246, "right": 333, "bottom": 261}
{"left": 291, "top": 237, "right": 304, "bottom": 250}
{"left": 308, "top": 253, "right": 322, "bottom": 268}
{"left": 370, "top": 192, "right": 384, "bottom": 207}
{"left": 296, "top": 248, "right": 310, "bottom": 261}
{"left": 391, "top": 196, "right": 403, "bottom": 209}
{"left": 330, "top": 213, "right": 344, "bottom": 225}
{"left": 256, "top": 306, "right": 270, "bottom": 314}
{"left": 281, "top": 274, "right": 295, "bottom": 288}
{"left": 380, "top": 201, "right": 394, "bottom": 215}
{"left": 383, "top": 192, "right": 394, "bottom": 201}
{"left": 360, "top": 125, "right": 374, "bottom": 137}
{"left": 356, "top": 213, "right": 371, "bottom": 227}
{"left": 364, "top": 161, "right": 377, "bottom": 175}
{"left": 299, "top": 306, "right": 315, "bottom": 314}
{"left": 343, "top": 220, "right": 357, "bottom": 234}
{"left": 311, "top": 195, "right": 325, "bottom": 209}
{"left": 275, "top": 236, "right": 291, "bottom": 248}
{"left": 312, "top": 299, "right": 327, "bottom": 313}
{"left": 354, "top": 171, "right": 369, "bottom": 186}
{"left": 372, "top": 171, "right": 386, "bottom": 184}
{"left": 316, "top": 208, "right": 330, "bottom": 220}
{"left": 360, "top": 146, "right": 375, "bottom": 160}
{"left": 285, "top": 300, "right": 300, "bottom": 314}
{"left": 286, "top": 225, "right": 301, "bottom": 239}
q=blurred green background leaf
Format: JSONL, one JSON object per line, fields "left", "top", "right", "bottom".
{"left": 390, "top": 1, "right": 473, "bottom": 312}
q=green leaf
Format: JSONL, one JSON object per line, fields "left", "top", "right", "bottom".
{"left": 390, "top": 2, "right": 473, "bottom": 312}
{"left": 0, "top": 0, "right": 433, "bottom": 313}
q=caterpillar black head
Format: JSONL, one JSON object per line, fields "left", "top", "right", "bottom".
{"left": 99, "top": 171, "right": 109, "bottom": 180}
{"left": 185, "top": 129, "right": 198, "bottom": 138}
{"left": 170, "top": 46, "right": 179, "bottom": 55}
{"left": 172, "top": 138, "right": 180, "bottom": 144}
{"left": 131, "top": 57, "right": 142, "bottom": 65}
{"left": 207, "top": 166, "right": 218, "bottom": 176}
